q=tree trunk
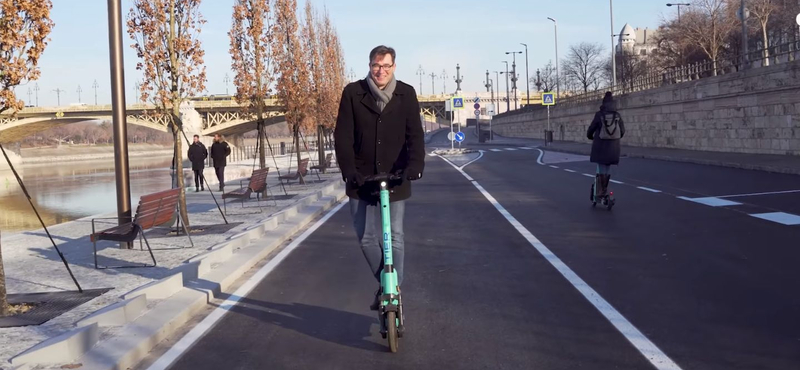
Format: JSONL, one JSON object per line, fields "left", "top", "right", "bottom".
{"left": 257, "top": 108, "right": 266, "bottom": 169}
{"left": 294, "top": 125, "right": 304, "bottom": 184}
{"left": 0, "top": 230, "right": 10, "bottom": 318}
{"left": 317, "top": 125, "right": 325, "bottom": 173}
{"left": 171, "top": 113, "right": 190, "bottom": 228}
{"left": 762, "top": 23, "right": 770, "bottom": 66}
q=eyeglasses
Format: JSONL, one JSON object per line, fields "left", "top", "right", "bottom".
{"left": 370, "top": 63, "right": 394, "bottom": 72}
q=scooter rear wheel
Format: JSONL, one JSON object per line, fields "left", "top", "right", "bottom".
{"left": 387, "top": 311, "right": 399, "bottom": 353}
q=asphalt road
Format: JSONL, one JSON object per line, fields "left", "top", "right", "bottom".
{"left": 161, "top": 138, "right": 800, "bottom": 370}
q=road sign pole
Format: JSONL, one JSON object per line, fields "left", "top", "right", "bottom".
{"left": 450, "top": 101, "right": 454, "bottom": 150}
{"left": 547, "top": 105, "right": 551, "bottom": 146}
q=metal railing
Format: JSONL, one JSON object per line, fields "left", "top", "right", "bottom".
{"left": 494, "top": 40, "right": 800, "bottom": 118}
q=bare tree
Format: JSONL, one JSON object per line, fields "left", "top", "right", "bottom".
{"left": 748, "top": 0, "right": 779, "bottom": 65}
{"left": 564, "top": 42, "right": 606, "bottom": 93}
{"left": 0, "top": 0, "right": 54, "bottom": 317}
{"left": 272, "top": 0, "right": 311, "bottom": 182}
{"left": 230, "top": 0, "right": 273, "bottom": 169}
{"left": 128, "top": 0, "right": 207, "bottom": 225}
{"left": 534, "top": 61, "right": 558, "bottom": 92}
{"left": 681, "top": 0, "right": 736, "bottom": 75}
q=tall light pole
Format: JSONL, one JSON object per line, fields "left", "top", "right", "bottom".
{"left": 76, "top": 85, "right": 83, "bottom": 104}
{"left": 547, "top": 17, "right": 560, "bottom": 98}
{"left": 500, "top": 61, "right": 510, "bottom": 112}
{"left": 454, "top": 64, "right": 463, "bottom": 93}
{"left": 441, "top": 69, "right": 448, "bottom": 94}
{"left": 34, "top": 83, "right": 40, "bottom": 107}
{"left": 27, "top": 88, "right": 32, "bottom": 106}
{"left": 92, "top": 80, "right": 99, "bottom": 105}
{"left": 520, "top": 43, "right": 530, "bottom": 107}
{"left": 506, "top": 51, "right": 522, "bottom": 110}
{"left": 223, "top": 73, "right": 230, "bottom": 95}
{"left": 609, "top": 1, "right": 617, "bottom": 86}
{"left": 667, "top": 3, "right": 691, "bottom": 22}
{"left": 739, "top": 0, "right": 749, "bottom": 68}
{"left": 52, "top": 88, "right": 64, "bottom": 106}
{"left": 493, "top": 70, "right": 501, "bottom": 112}
{"left": 416, "top": 65, "right": 425, "bottom": 94}
{"left": 429, "top": 72, "right": 437, "bottom": 95}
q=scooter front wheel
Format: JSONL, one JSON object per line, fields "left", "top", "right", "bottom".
{"left": 387, "top": 311, "right": 399, "bottom": 352}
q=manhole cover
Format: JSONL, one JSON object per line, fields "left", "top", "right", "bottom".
{"left": 0, "top": 288, "right": 112, "bottom": 328}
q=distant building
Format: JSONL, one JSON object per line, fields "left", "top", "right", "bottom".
{"left": 617, "top": 24, "right": 659, "bottom": 57}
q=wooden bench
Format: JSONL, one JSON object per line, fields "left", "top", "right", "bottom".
{"left": 221, "top": 167, "right": 271, "bottom": 214}
{"left": 279, "top": 158, "right": 309, "bottom": 185}
{"left": 310, "top": 153, "right": 333, "bottom": 175}
{"left": 90, "top": 188, "right": 193, "bottom": 269}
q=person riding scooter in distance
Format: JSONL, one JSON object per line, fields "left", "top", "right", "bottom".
{"left": 587, "top": 92, "right": 625, "bottom": 200}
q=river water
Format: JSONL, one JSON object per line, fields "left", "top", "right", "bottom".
{"left": 0, "top": 156, "right": 175, "bottom": 234}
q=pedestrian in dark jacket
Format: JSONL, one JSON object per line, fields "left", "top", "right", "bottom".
{"left": 587, "top": 92, "right": 625, "bottom": 197}
{"left": 187, "top": 134, "right": 208, "bottom": 192}
{"left": 210, "top": 133, "right": 231, "bottom": 191}
{"left": 334, "top": 45, "right": 425, "bottom": 310}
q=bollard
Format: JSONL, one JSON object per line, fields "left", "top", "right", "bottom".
{"left": 280, "top": 142, "right": 286, "bottom": 155}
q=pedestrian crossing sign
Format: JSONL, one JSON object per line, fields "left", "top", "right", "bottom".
{"left": 542, "top": 92, "right": 555, "bottom": 106}
{"left": 452, "top": 97, "right": 465, "bottom": 110}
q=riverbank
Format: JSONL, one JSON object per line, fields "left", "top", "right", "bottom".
{"left": 21, "top": 144, "right": 173, "bottom": 164}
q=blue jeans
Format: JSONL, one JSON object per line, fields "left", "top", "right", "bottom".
{"left": 596, "top": 164, "right": 611, "bottom": 175}
{"left": 349, "top": 198, "right": 406, "bottom": 286}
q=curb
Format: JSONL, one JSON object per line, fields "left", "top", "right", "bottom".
{"left": 9, "top": 180, "right": 347, "bottom": 370}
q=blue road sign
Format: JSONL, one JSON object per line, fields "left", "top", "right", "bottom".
{"left": 452, "top": 97, "right": 464, "bottom": 109}
{"left": 542, "top": 92, "right": 556, "bottom": 106}
{"left": 473, "top": 97, "right": 481, "bottom": 103}
{"left": 473, "top": 103, "right": 480, "bottom": 110}
{"left": 455, "top": 132, "right": 465, "bottom": 143}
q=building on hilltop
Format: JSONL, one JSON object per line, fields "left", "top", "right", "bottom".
{"left": 617, "top": 24, "right": 659, "bottom": 57}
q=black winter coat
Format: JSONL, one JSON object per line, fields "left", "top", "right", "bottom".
{"left": 187, "top": 142, "right": 208, "bottom": 171}
{"left": 334, "top": 79, "right": 425, "bottom": 203}
{"left": 210, "top": 141, "right": 231, "bottom": 168}
{"left": 587, "top": 109, "right": 626, "bottom": 165}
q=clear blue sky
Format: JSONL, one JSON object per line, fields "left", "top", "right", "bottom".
{"left": 17, "top": 0, "right": 670, "bottom": 107}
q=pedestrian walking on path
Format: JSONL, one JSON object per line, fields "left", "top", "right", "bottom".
{"left": 587, "top": 92, "right": 625, "bottom": 199}
{"left": 335, "top": 45, "right": 425, "bottom": 310}
{"left": 187, "top": 134, "right": 208, "bottom": 192}
{"left": 210, "top": 134, "right": 231, "bottom": 191}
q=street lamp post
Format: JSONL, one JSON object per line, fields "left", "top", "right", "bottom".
{"left": 740, "top": 0, "right": 749, "bottom": 68}
{"left": 609, "top": 0, "right": 617, "bottom": 86}
{"left": 441, "top": 70, "right": 448, "bottom": 94}
{"left": 34, "top": 83, "right": 40, "bottom": 107}
{"left": 500, "top": 61, "right": 510, "bottom": 112}
{"left": 454, "top": 64, "right": 463, "bottom": 93}
{"left": 520, "top": 43, "right": 530, "bottom": 107}
{"left": 493, "top": 70, "right": 500, "bottom": 112}
{"left": 223, "top": 73, "right": 230, "bottom": 95}
{"left": 505, "top": 51, "right": 523, "bottom": 110}
{"left": 92, "top": 80, "right": 99, "bottom": 105}
{"left": 27, "top": 88, "right": 32, "bottom": 106}
{"left": 666, "top": 3, "right": 691, "bottom": 22}
{"left": 429, "top": 72, "right": 437, "bottom": 95}
{"left": 52, "top": 88, "right": 64, "bottom": 106}
{"left": 547, "top": 17, "right": 560, "bottom": 98}
{"left": 76, "top": 85, "right": 83, "bottom": 104}
{"left": 416, "top": 65, "right": 425, "bottom": 94}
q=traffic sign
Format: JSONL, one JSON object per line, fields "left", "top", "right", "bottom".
{"left": 447, "top": 132, "right": 456, "bottom": 141}
{"left": 452, "top": 97, "right": 465, "bottom": 110}
{"left": 542, "top": 92, "right": 556, "bottom": 106}
{"left": 473, "top": 103, "right": 480, "bottom": 110}
{"left": 487, "top": 104, "right": 496, "bottom": 116}
{"left": 474, "top": 109, "right": 481, "bottom": 116}
{"left": 473, "top": 97, "right": 480, "bottom": 103}
{"left": 445, "top": 100, "right": 452, "bottom": 112}
{"left": 796, "top": 13, "right": 800, "bottom": 26}
{"left": 455, "top": 132, "right": 465, "bottom": 143}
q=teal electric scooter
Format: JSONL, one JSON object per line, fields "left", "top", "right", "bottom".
{"left": 364, "top": 173, "right": 404, "bottom": 353}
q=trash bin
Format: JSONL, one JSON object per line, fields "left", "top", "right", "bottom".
{"left": 280, "top": 141, "right": 286, "bottom": 155}
{"left": 545, "top": 130, "right": 554, "bottom": 144}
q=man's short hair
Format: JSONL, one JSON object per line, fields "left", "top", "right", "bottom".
{"left": 193, "top": 134, "right": 199, "bottom": 138}
{"left": 369, "top": 45, "right": 396, "bottom": 64}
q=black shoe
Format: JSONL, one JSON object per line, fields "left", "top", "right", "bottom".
{"left": 370, "top": 289, "right": 381, "bottom": 311}
{"left": 195, "top": 188, "right": 199, "bottom": 192}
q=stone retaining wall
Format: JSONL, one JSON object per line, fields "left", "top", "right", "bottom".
{"left": 492, "top": 60, "right": 800, "bottom": 156}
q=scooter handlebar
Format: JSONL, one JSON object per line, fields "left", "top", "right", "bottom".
{"left": 363, "top": 173, "right": 403, "bottom": 183}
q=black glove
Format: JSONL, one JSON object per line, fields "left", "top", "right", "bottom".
{"left": 405, "top": 168, "right": 422, "bottom": 181}
{"left": 345, "top": 172, "right": 365, "bottom": 187}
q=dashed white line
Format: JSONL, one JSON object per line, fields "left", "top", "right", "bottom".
{"left": 504, "top": 148, "right": 518, "bottom": 151}
{"left": 582, "top": 173, "right": 595, "bottom": 178}
{"left": 564, "top": 169, "right": 577, "bottom": 173}
{"left": 637, "top": 186, "right": 662, "bottom": 193}
{"left": 437, "top": 156, "right": 683, "bottom": 370}
{"left": 677, "top": 196, "right": 742, "bottom": 207}
{"left": 610, "top": 180, "right": 624, "bottom": 184}
{"left": 717, "top": 189, "right": 800, "bottom": 198}
{"left": 549, "top": 165, "right": 559, "bottom": 169}
{"left": 750, "top": 212, "right": 800, "bottom": 225}
{"left": 520, "top": 147, "right": 535, "bottom": 150}
{"left": 490, "top": 148, "right": 502, "bottom": 152}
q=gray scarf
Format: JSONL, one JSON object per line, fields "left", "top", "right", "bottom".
{"left": 366, "top": 73, "right": 396, "bottom": 112}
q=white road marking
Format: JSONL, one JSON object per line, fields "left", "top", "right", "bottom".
{"left": 549, "top": 165, "right": 560, "bottom": 169}
{"left": 146, "top": 200, "right": 349, "bottom": 370}
{"left": 460, "top": 150, "right": 485, "bottom": 169}
{"left": 504, "top": 148, "right": 518, "bottom": 151}
{"left": 583, "top": 173, "right": 595, "bottom": 178}
{"left": 490, "top": 148, "right": 502, "bottom": 152}
{"left": 749, "top": 212, "right": 800, "bottom": 225}
{"left": 610, "top": 180, "right": 624, "bottom": 184}
{"left": 716, "top": 189, "right": 800, "bottom": 198}
{"left": 437, "top": 156, "right": 683, "bottom": 370}
{"left": 535, "top": 149, "right": 545, "bottom": 165}
{"left": 637, "top": 186, "right": 662, "bottom": 193}
{"left": 564, "top": 169, "right": 577, "bottom": 173}
{"left": 520, "top": 147, "right": 535, "bottom": 150}
{"left": 677, "top": 196, "right": 742, "bottom": 207}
